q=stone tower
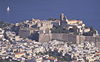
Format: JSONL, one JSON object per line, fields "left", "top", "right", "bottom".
{"left": 60, "top": 13, "right": 65, "bottom": 21}
{"left": 60, "top": 13, "right": 68, "bottom": 26}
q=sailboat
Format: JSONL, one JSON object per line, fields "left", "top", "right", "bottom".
{"left": 7, "top": 6, "right": 10, "bottom": 12}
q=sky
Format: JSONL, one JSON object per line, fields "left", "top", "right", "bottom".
{"left": 0, "top": 0, "right": 100, "bottom": 31}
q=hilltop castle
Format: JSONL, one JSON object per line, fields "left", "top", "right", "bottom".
{"left": 7, "top": 13, "right": 100, "bottom": 48}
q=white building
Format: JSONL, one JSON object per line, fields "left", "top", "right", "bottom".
{"left": 0, "top": 28, "right": 4, "bottom": 39}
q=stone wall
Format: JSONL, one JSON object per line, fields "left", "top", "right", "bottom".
{"left": 39, "top": 34, "right": 51, "bottom": 43}
{"left": 39, "top": 33, "right": 100, "bottom": 48}
{"left": 39, "top": 33, "right": 77, "bottom": 43}
{"left": 95, "top": 36, "right": 100, "bottom": 49}
{"left": 19, "top": 30, "right": 31, "bottom": 38}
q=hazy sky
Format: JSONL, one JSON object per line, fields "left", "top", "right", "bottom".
{"left": 0, "top": 0, "right": 100, "bottom": 31}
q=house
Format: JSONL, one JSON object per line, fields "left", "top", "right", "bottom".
{"left": 14, "top": 52, "right": 25, "bottom": 58}
{"left": 0, "top": 28, "right": 4, "bottom": 39}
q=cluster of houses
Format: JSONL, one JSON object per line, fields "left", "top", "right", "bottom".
{"left": 0, "top": 37, "right": 100, "bottom": 62}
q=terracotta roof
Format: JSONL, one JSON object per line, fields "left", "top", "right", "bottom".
{"left": 96, "top": 52, "right": 100, "bottom": 53}
{"left": 15, "top": 52, "right": 25, "bottom": 55}
{"left": 47, "top": 57, "right": 57, "bottom": 60}
{"left": 68, "top": 20, "right": 81, "bottom": 21}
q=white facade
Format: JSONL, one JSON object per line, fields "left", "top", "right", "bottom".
{"left": 0, "top": 28, "right": 4, "bottom": 39}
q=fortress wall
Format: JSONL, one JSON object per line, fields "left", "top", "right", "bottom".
{"left": 84, "top": 36, "right": 95, "bottom": 42}
{"left": 52, "top": 33, "right": 63, "bottom": 41}
{"left": 39, "top": 33, "right": 100, "bottom": 48}
{"left": 39, "top": 33, "right": 77, "bottom": 43}
{"left": 77, "top": 36, "right": 95, "bottom": 43}
{"left": 39, "top": 34, "right": 50, "bottom": 43}
{"left": 95, "top": 36, "right": 100, "bottom": 49}
{"left": 19, "top": 30, "right": 31, "bottom": 38}
{"left": 67, "top": 34, "right": 77, "bottom": 43}
{"left": 78, "top": 35, "right": 100, "bottom": 48}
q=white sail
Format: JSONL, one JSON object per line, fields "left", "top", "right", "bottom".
{"left": 7, "top": 6, "right": 10, "bottom": 12}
